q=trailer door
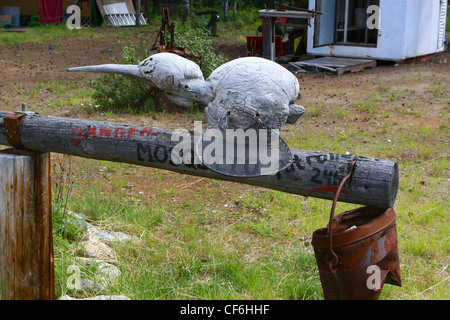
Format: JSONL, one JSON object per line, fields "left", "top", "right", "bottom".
{"left": 314, "top": 0, "right": 337, "bottom": 47}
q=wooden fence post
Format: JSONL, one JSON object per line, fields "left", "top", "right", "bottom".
{"left": 0, "top": 149, "right": 55, "bottom": 300}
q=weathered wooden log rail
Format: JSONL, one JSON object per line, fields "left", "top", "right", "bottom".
{"left": 0, "top": 111, "right": 398, "bottom": 208}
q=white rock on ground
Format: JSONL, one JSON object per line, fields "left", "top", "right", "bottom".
{"left": 75, "top": 257, "right": 122, "bottom": 282}
{"left": 62, "top": 211, "right": 135, "bottom": 300}
{"left": 80, "top": 235, "right": 117, "bottom": 261}
{"left": 86, "top": 224, "right": 141, "bottom": 244}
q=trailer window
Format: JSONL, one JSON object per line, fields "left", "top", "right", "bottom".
{"left": 314, "top": 0, "right": 379, "bottom": 47}
{"left": 335, "top": 0, "right": 379, "bottom": 46}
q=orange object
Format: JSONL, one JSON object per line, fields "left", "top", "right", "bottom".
{"left": 246, "top": 35, "right": 283, "bottom": 58}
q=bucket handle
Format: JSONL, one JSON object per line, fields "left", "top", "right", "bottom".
{"left": 327, "top": 158, "right": 358, "bottom": 273}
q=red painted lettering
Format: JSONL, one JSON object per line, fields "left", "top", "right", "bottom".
{"left": 114, "top": 127, "right": 126, "bottom": 139}
{"left": 71, "top": 128, "right": 83, "bottom": 146}
{"left": 312, "top": 184, "right": 349, "bottom": 194}
{"left": 128, "top": 127, "right": 137, "bottom": 138}
{"left": 84, "top": 126, "right": 97, "bottom": 141}
{"left": 99, "top": 127, "right": 113, "bottom": 137}
{"left": 140, "top": 128, "right": 154, "bottom": 137}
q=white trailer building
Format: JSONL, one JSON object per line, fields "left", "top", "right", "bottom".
{"left": 307, "top": 0, "right": 448, "bottom": 62}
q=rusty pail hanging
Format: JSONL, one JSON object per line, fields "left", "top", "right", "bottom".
{"left": 311, "top": 160, "right": 402, "bottom": 300}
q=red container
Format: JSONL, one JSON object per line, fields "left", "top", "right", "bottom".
{"left": 247, "top": 35, "right": 283, "bottom": 58}
{"left": 311, "top": 160, "right": 402, "bottom": 300}
{"left": 311, "top": 206, "right": 402, "bottom": 300}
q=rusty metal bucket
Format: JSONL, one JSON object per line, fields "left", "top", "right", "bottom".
{"left": 311, "top": 160, "right": 402, "bottom": 300}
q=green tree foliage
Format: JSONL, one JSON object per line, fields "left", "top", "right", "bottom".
{"left": 90, "top": 25, "right": 226, "bottom": 112}
{"left": 188, "top": 0, "right": 307, "bottom": 10}
{"left": 90, "top": 44, "right": 151, "bottom": 111}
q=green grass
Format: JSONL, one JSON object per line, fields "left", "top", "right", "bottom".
{"left": 0, "top": 24, "right": 104, "bottom": 47}
{"left": 56, "top": 177, "right": 326, "bottom": 300}
{"left": 353, "top": 91, "right": 383, "bottom": 115}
